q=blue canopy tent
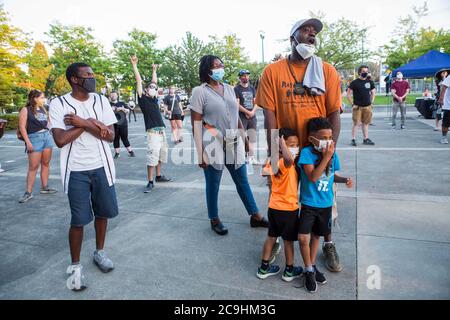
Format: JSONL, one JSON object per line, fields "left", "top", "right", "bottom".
{"left": 392, "top": 50, "right": 450, "bottom": 119}
{"left": 392, "top": 50, "right": 450, "bottom": 78}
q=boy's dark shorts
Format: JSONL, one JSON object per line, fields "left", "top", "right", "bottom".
{"left": 268, "top": 208, "right": 299, "bottom": 241}
{"left": 298, "top": 205, "right": 332, "bottom": 237}
{"left": 68, "top": 167, "right": 119, "bottom": 227}
{"left": 442, "top": 110, "right": 450, "bottom": 128}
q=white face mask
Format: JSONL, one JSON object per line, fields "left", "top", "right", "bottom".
{"left": 397, "top": 73, "right": 403, "bottom": 80}
{"left": 146, "top": 88, "right": 158, "bottom": 97}
{"left": 311, "top": 137, "right": 332, "bottom": 152}
{"left": 294, "top": 39, "right": 316, "bottom": 60}
{"left": 289, "top": 147, "right": 300, "bottom": 158}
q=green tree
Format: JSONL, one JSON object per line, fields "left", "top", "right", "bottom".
{"left": 382, "top": 2, "right": 450, "bottom": 70}
{"left": 310, "top": 11, "right": 370, "bottom": 70}
{"left": 27, "top": 42, "right": 53, "bottom": 92}
{"left": 111, "top": 29, "right": 162, "bottom": 93}
{"left": 45, "top": 22, "right": 109, "bottom": 95}
{"left": 162, "top": 32, "right": 211, "bottom": 94}
{"left": 0, "top": 5, "right": 29, "bottom": 112}
{"left": 209, "top": 34, "right": 249, "bottom": 85}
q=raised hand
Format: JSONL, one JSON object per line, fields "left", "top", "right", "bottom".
{"left": 130, "top": 55, "right": 138, "bottom": 65}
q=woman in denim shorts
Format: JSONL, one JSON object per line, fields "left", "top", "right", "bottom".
{"left": 18, "top": 90, "right": 57, "bottom": 203}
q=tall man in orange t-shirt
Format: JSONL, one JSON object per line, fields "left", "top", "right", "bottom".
{"left": 255, "top": 18, "right": 343, "bottom": 273}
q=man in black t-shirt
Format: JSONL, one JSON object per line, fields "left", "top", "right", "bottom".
{"left": 234, "top": 69, "right": 259, "bottom": 164}
{"left": 110, "top": 91, "right": 135, "bottom": 159}
{"left": 131, "top": 56, "right": 172, "bottom": 193}
{"left": 347, "top": 65, "right": 376, "bottom": 146}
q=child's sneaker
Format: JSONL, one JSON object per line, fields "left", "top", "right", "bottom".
{"left": 314, "top": 265, "right": 327, "bottom": 285}
{"left": 281, "top": 266, "right": 303, "bottom": 282}
{"left": 66, "top": 264, "right": 87, "bottom": 292}
{"left": 256, "top": 265, "right": 280, "bottom": 280}
{"left": 304, "top": 271, "right": 317, "bottom": 293}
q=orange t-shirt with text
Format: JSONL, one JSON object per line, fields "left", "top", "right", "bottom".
{"left": 268, "top": 159, "right": 299, "bottom": 212}
{"left": 255, "top": 58, "right": 342, "bottom": 148}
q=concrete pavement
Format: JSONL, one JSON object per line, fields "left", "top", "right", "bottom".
{"left": 0, "top": 108, "right": 449, "bottom": 300}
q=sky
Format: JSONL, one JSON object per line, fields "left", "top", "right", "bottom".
{"left": 2, "top": 0, "right": 450, "bottom": 63}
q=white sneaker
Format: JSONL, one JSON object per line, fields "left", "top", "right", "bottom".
{"left": 93, "top": 250, "right": 115, "bottom": 273}
{"left": 440, "top": 137, "right": 449, "bottom": 144}
{"left": 66, "top": 264, "right": 87, "bottom": 291}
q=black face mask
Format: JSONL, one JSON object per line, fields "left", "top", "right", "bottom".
{"left": 76, "top": 77, "right": 97, "bottom": 93}
{"left": 360, "top": 72, "right": 368, "bottom": 79}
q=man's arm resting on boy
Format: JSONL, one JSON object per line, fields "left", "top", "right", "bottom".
{"left": 263, "top": 108, "right": 277, "bottom": 157}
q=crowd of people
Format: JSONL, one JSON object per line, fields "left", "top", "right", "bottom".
{"left": 4, "top": 17, "right": 449, "bottom": 295}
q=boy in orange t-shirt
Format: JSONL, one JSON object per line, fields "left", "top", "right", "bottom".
{"left": 256, "top": 129, "right": 303, "bottom": 282}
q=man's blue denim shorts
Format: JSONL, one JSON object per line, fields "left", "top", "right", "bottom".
{"left": 68, "top": 167, "right": 119, "bottom": 226}
{"left": 28, "top": 130, "right": 54, "bottom": 152}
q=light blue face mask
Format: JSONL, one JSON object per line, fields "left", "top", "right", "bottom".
{"left": 210, "top": 68, "right": 225, "bottom": 82}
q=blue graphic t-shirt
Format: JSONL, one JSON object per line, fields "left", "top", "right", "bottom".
{"left": 298, "top": 145, "right": 341, "bottom": 208}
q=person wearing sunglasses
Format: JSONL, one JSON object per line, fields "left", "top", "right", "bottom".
{"left": 131, "top": 56, "right": 172, "bottom": 193}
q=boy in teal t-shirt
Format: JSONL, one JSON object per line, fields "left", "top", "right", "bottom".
{"left": 298, "top": 117, "right": 353, "bottom": 294}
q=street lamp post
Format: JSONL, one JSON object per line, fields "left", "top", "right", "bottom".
{"left": 360, "top": 26, "right": 374, "bottom": 66}
{"left": 259, "top": 31, "right": 265, "bottom": 64}
{"left": 361, "top": 36, "right": 364, "bottom": 65}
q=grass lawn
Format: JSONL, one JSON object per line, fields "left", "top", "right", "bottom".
{"left": 343, "top": 94, "right": 427, "bottom": 106}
